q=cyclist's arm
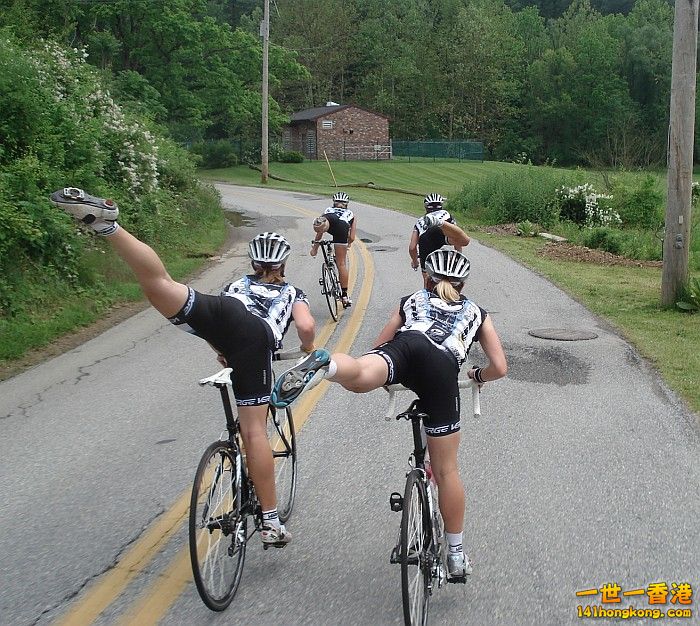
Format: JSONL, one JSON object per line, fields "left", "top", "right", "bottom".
{"left": 469, "top": 316, "right": 507, "bottom": 382}
{"left": 442, "top": 221, "right": 470, "bottom": 247}
{"left": 374, "top": 307, "right": 403, "bottom": 347}
{"left": 292, "top": 300, "right": 316, "bottom": 352}
{"left": 310, "top": 233, "right": 323, "bottom": 257}
{"left": 408, "top": 230, "right": 419, "bottom": 269}
{"left": 348, "top": 219, "right": 356, "bottom": 248}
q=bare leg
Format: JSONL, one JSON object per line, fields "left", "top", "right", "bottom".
{"left": 106, "top": 228, "right": 189, "bottom": 318}
{"left": 329, "top": 353, "right": 388, "bottom": 392}
{"left": 334, "top": 244, "right": 349, "bottom": 290}
{"left": 237, "top": 405, "right": 277, "bottom": 511}
{"left": 426, "top": 432, "right": 465, "bottom": 533}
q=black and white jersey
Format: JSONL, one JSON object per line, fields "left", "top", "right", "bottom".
{"left": 221, "top": 276, "right": 309, "bottom": 348}
{"left": 397, "top": 289, "right": 487, "bottom": 367}
{"left": 323, "top": 206, "right": 354, "bottom": 224}
{"left": 413, "top": 210, "right": 453, "bottom": 237}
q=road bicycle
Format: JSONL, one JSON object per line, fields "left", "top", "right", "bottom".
{"left": 189, "top": 351, "right": 302, "bottom": 611}
{"left": 385, "top": 379, "right": 481, "bottom": 626}
{"left": 313, "top": 239, "right": 342, "bottom": 321}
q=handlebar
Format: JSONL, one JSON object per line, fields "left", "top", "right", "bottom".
{"left": 311, "top": 239, "right": 334, "bottom": 247}
{"left": 383, "top": 378, "right": 481, "bottom": 421}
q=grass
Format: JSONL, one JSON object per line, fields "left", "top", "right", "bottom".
{"left": 0, "top": 193, "right": 226, "bottom": 371}
{"left": 201, "top": 161, "right": 700, "bottom": 414}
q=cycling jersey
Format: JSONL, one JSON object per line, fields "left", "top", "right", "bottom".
{"left": 221, "top": 276, "right": 308, "bottom": 348}
{"left": 413, "top": 210, "right": 455, "bottom": 269}
{"left": 321, "top": 208, "right": 354, "bottom": 245}
{"left": 397, "top": 289, "right": 486, "bottom": 367}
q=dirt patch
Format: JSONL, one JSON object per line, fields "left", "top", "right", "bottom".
{"left": 537, "top": 242, "right": 663, "bottom": 268}
{"left": 479, "top": 223, "right": 521, "bottom": 236}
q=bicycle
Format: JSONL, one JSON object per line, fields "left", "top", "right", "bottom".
{"left": 189, "top": 350, "right": 303, "bottom": 611}
{"left": 313, "top": 239, "right": 342, "bottom": 321}
{"left": 385, "top": 379, "right": 481, "bottom": 626}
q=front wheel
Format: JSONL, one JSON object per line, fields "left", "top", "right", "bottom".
{"left": 267, "top": 405, "right": 297, "bottom": 522}
{"left": 321, "top": 263, "right": 339, "bottom": 321}
{"left": 400, "top": 470, "right": 432, "bottom": 626}
{"left": 189, "top": 442, "right": 247, "bottom": 611}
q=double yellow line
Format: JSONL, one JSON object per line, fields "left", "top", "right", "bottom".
{"left": 55, "top": 193, "right": 374, "bottom": 625}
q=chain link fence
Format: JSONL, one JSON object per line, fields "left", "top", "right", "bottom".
{"left": 392, "top": 140, "right": 484, "bottom": 162}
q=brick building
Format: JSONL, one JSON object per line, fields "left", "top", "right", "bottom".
{"left": 282, "top": 103, "right": 390, "bottom": 161}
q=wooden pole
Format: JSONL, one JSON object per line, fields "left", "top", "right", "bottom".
{"left": 323, "top": 150, "right": 338, "bottom": 187}
{"left": 662, "top": 1, "right": 698, "bottom": 306}
{"left": 260, "top": 0, "right": 270, "bottom": 184}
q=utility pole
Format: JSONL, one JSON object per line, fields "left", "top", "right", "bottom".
{"left": 260, "top": 0, "right": 270, "bottom": 184}
{"left": 662, "top": 0, "right": 698, "bottom": 306}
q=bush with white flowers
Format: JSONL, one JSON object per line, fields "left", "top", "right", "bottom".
{"left": 555, "top": 184, "right": 621, "bottom": 228}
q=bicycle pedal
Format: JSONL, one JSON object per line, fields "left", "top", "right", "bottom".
{"left": 447, "top": 575, "right": 467, "bottom": 584}
{"left": 389, "top": 492, "right": 403, "bottom": 512}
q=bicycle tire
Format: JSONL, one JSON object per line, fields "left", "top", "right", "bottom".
{"left": 400, "top": 469, "right": 432, "bottom": 626}
{"left": 189, "top": 441, "right": 247, "bottom": 611}
{"left": 267, "top": 405, "right": 297, "bottom": 522}
{"left": 322, "top": 263, "right": 339, "bottom": 321}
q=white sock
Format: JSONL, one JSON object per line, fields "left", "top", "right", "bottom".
{"left": 326, "top": 359, "right": 338, "bottom": 378}
{"left": 445, "top": 532, "right": 463, "bottom": 553}
{"left": 92, "top": 221, "right": 119, "bottom": 236}
{"left": 262, "top": 509, "right": 281, "bottom": 529}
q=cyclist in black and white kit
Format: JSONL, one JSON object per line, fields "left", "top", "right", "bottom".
{"left": 410, "top": 193, "right": 470, "bottom": 286}
{"left": 272, "top": 249, "right": 507, "bottom": 579}
{"left": 50, "top": 187, "right": 317, "bottom": 548}
{"left": 310, "top": 191, "right": 356, "bottom": 308}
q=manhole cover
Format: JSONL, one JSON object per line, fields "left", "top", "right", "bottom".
{"left": 528, "top": 328, "right": 598, "bottom": 341}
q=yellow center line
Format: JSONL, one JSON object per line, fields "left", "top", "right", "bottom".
{"left": 55, "top": 190, "right": 372, "bottom": 625}
{"left": 117, "top": 209, "right": 374, "bottom": 625}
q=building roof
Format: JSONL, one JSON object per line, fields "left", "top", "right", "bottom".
{"left": 289, "top": 104, "right": 389, "bottom": 122}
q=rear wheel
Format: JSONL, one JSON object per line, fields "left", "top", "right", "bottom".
{"left": 267, "top": 405, "right": 297, "bottom": 522}
{"left": 189, "top": 442, "right": 247, "bottom": 611}
{"left": 322, "top": 263, "right": 339, "bottom": 321}
{"left": 400, "top": 470, "right": 431, "bottom": 625}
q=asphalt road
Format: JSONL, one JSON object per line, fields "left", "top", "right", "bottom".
{"left": 0, "top": 185, "right": 697, "bottom": 626}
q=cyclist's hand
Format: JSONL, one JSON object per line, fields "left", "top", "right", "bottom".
{"left": 467, "top": 367, "right": 483, "bottom": 389}
{"left": 310, "top": 245, "right": 318, "bottom": 257}
{"left": 411, "top": 260, "right": 419, "bottom": 271}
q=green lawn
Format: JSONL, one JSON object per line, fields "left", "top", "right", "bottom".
{"left": 202, "top": 162, "right": 700, "bottom": 415}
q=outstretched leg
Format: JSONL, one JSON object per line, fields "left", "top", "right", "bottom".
{"left": 51, "top": 188, "right": 189, "bottom": 318}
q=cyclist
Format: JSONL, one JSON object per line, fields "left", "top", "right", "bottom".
{"left": 272, "top": 249, "right": 507, "bottom": 578}
{"left": 50, "top": 187, "right": 317, "bottom": 548}
{"left": 410, "top": 193, "right": 470, "bottom": 285}
{"left": 310, "top": 191, "right": 356, "bottom": 308}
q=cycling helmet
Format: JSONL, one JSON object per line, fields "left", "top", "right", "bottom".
{"left": 332, "top": 191, "right": 350, "bottom": 204}
{"left": 424, "top": 249, "right": 470, "bottom": 283}
{"left": 248, "top": 232, "right": 291, "bottom": 266}
{"left": 424, "top": 192, "right": 445, "bottom": 211}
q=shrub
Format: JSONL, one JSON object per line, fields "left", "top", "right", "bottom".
{"left": 279, "top": 150, "right": 304, "bottom": 163}
{"left": 450, "top": 166, "right": 583, "bottom": 228}
{"left": 581, "top": 227, "right": 622, "bottom": 255}
{"left": 677, "top": 277, "right": 700, "bottom": 312}
{"left": 190, "top": 140, "right": 239, "bottom": 168}
{"left": 517, "top": 220, "right": 540, "bottom": 237}
{"left": 610, "top": 175, "right": 663, "bottom": 229}
{"left": 555, "top": 184, "right": 621, "bottom": 228}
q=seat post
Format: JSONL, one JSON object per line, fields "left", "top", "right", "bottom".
{"left": 218, "top": 386, "right": 238, "bottom": 439}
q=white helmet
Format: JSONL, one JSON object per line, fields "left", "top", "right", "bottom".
{"left": 424, "top": 249, "right": 470, "bottom": 283}
{"left": 332, "top": 191, "right": 350, "bottom": 203}
{"left": 424, "top": 193, "right": 445, "bottom": 211}
{"left": 248, "top": 232, "right": 291, "bottom": 266}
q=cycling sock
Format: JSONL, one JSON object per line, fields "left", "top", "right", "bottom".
{"left": 445, "top": 532, "right": 463, "bottom": 553}
{"left": 92, "top": 221, "right": 120, "bottom": 236}
{"left": 262, "top": 509, "right": 281, "bottom": 529}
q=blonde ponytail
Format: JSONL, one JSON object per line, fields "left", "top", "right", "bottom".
{"left": 433, "top": 279, "right": 461, "bottom": 303}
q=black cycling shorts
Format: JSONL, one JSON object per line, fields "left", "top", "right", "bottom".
{"left": 169, "top": 288, "right": 275, "bottom": 406}
{"left": 418, "top": 231, "right": 448, "bottom": 270}
{"left": 325, "top": 213, "right": 352, "bottom": 245}
{"left": 368, "top": 331, "right": 461, "bottom": 436}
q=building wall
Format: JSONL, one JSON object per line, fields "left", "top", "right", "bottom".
{"left": 284, "top": 122, "right": 316, "bottom": 159}
{"left": 316, "top": 108, "right": 390, "bottom": 160}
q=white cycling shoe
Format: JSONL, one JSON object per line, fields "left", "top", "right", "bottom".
{"left": 50, "top": 187, "right": 119, "bottom": 235}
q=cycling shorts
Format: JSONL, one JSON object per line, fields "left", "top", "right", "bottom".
{"left": 367, "top": 331, "right": 461, "bottom": 436}
{"left": 169, "top": 288, "right": 276, "bottom": 406}
{"left": 325, "top": 213, "right": 352, "bottom": 245}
